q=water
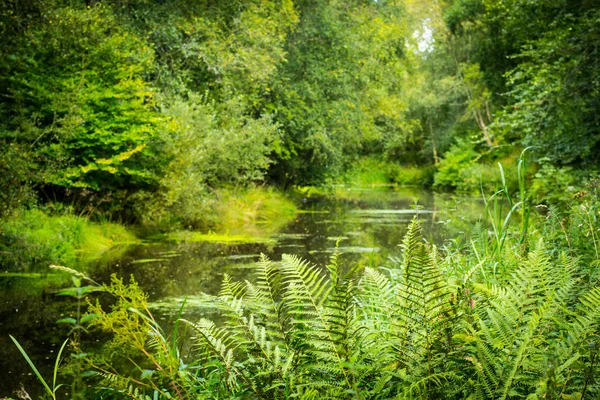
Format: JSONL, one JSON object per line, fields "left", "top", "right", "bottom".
{"left": 0, "top": 186, "right": 483, "bottom": 398}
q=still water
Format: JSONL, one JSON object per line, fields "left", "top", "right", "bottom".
{"left": 0, "top": 186, "right": 482, "bottom": 397}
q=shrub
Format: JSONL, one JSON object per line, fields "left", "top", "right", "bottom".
{"left": 388, "top": 164, "right": 435, "bottom": 186}
{"left": 530, "top": 163, "right": 589, "bottom": 204}
{"left": 341, "top": 157, "right": 392, "bottom": 186}
{"left": 434, "top": 140, "right": 521, "bottom": 194}
{"left": 433, "top": 139, "right": 478, "bottom": 190}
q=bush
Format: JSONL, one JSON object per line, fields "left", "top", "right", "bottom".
{"left": 388, "top": 164, "right": 435, "bottom": 186}
{"left": 530, "top": 163, "right": 589, "bottom": 204}
{"left": 434, "top": 140, "right": 521, "bottom": 193}
{"left": 341, "top": 157, "right": 392, "bottom": 186}
{"left": 133, "top": 94, "right": 281, "bottom": 227}
{"left": 433, "top": 139, "right": 478, "bottom": 190}
{"left": 340, "top": 158, "right": 435, "bottom": 187}
{"left": 0, "top": 4, "right": 162, "bottom": 195}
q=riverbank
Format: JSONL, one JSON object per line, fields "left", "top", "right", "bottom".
{"left": 0, "top": 186, "right": 300, "bottom": 278}
{"left": 0, "top": 210, "right": 137, "bottom": 274}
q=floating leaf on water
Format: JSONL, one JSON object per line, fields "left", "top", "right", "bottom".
{"left": 155, "top": 251, "right": 181, "bottom": 258}
{"left": 0, "top": 273, "right": 51, "bottom": 278}
{"left": 227, "top": 262, "right": 261, "bottom": 269}
{"left": 148, "top": 294, "right": 217, "bottom": 312}
{"left": 308, "top": 249, "right": 330, "bottom": 255}
{"left": 354, "top": 218, "right": 411, "bottom": 224}
{"left": 226, "top": 254, "right": 261, "bottom": 260}
{"left": 326, "top": 246, "right": 380, "bottom": 254}
{"left": 272, "top": 233, "right": 311, "bottom": 240}
{"left": 350, "top": 209, "right": 433, "bottom": 215}
{"left": 129, "top": 258, "right": 165, "bottom": 264}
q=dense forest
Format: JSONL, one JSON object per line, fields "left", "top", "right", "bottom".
{"left": 2, "top": 0, "right": 598, "bottom": 223}
{"left": 1, "top": 0, "right": 600, "bottom": 399}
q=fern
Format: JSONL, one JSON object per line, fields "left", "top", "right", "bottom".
{"left": 80, "top": 216, "right": 600, "bottom": 399}
{"left": 466, "top": 241, "right": 597, "bottom": 399}
{"left": 391, "top": 219, "right": 457, "bottom": 398}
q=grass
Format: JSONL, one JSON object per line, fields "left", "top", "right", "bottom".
{"left": 388, "top": 164, "right": 435, "bottom": 186}
{"left": 10, "top": 335, "right": 68, "bottom": 400}
{"left": 338, "top": 157, "right": 435, "bottom": 187}
{"left": 0, "top": 209, "right": 137, "bottom": 272}
{"left": 214, "top": 186, "right": 297, "bottom": 234}
{"left": 341, "top": 157, "right": 392, "bottom": 186}
{"left": 164, "top": 186, "right": 296, "bottom": 244}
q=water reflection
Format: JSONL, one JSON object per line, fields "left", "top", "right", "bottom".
{"left": 113, "top": 187, "right": 462, "bottom": 302}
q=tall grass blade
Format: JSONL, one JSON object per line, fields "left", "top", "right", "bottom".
{"left": 172, "top": 297, "right": 188, "bottom": 359}
{"left": 10, "top": 335, "right": 55, "bottom": 399}
{"left": 53, "top": 339, "right": 69, "bottom": 394}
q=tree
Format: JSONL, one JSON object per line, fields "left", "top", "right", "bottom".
{"left": 0, "top": 2, "right": 163, "bottom": 214}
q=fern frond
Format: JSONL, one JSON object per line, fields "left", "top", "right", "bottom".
{"left": 469, "top": 242, "right": 581, "bottom": 399}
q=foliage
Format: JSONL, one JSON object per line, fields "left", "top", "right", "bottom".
{"left": 267, "top": 0, "right": 412, "bottom": 185}
{"left": 136, "top": 183, "right": 296, "bottom": 234}
{"left": 465, "top": 243, "right": 600, "bottom": 399}
{"left": 537, "top": 178, "right": 600, "bottom": 279}
{"left": 0, "top": 3, "right": 163, "bottom": 201}
{"left": 492, "top": 6, "right": 600, "bottom": 166}
{"left": 4, "top": 0, "right": 600, "bottom": 398}
{"left": 442, "top": 0, "right": 600, "bottom": 170}
{"left": 132, "top": 95, "right": 282, "bottom": 227}
{"left": 388, "top": 165, "right": 435, "bottom": 187}
{"left": 433, "top": 139, "right": 477, "bottom": 191}
{"left": 39, "top": 209, "right": 597, "bottom": 399}
{"left": 0, "top": 0, "right": 298, "bottom": 218}
{"left": 81, "top": 220, "right": 461, "bottom": 398}
{"left": 530, "top": 164, "right": 589, "bottom": 205}
{"left": 213, "top": 186, "right": 297, "bottom": 234}
{"left": 1, "top": 0, "right": 597, "bottom": 218}
{"left": 10, "top": 335, "right": 69, "bottom": 400}
{"left": 342, "top": 158, "right": 435, "bottom": 187}
{"left": 341, "top": 158, "right": 393, "bottom": 187}
{"left": 86, "top": 274, "right": 194, "bottom": 399}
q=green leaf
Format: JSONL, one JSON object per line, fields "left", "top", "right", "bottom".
{"left": 57, "top": 318, "right": 77, "bottom": 325}
{"left": 140, "top": 370, "right": 154, "bottom": 380}
{"left": 10, "top": 335, "right": 54, "bottom": 399}
{"left": 80, "top": 314, "right": 100, "bottom": 324}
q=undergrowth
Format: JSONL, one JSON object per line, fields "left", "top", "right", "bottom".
{"left": 10, "top": 157, "right": 600, "bottom": 399}
{"left": 19, "top": 209, "right": 598, "bottom": 399}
